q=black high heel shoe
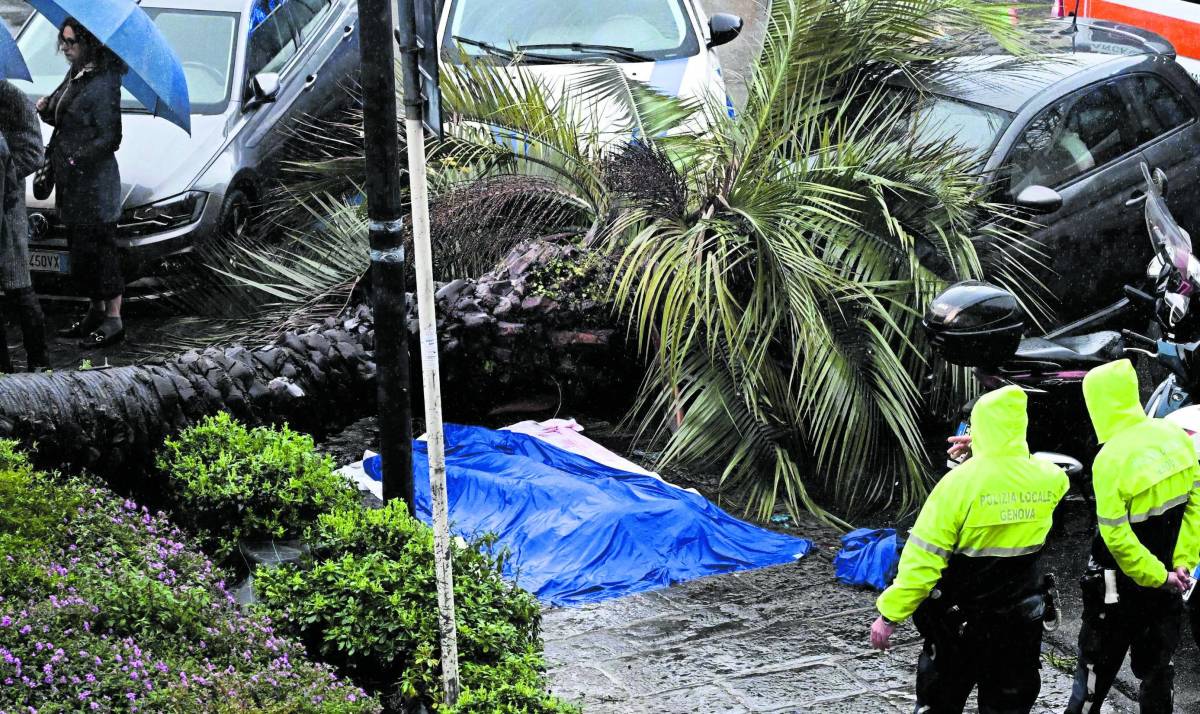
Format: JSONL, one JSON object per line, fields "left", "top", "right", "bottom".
{"left": 82, "top": 325, "right": 125, "bottom": 349}
{"left": 58, "top": 311, "right": 103, "bottom": 338}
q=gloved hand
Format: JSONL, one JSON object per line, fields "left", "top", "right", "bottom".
{"left": 870, "top": 616, "right": 895, "bottom": 651}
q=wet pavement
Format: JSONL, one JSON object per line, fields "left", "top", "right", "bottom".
{"left": 541, "top": 543, "right": 1132, "bottom": 713}
{"left": 0, "top": 300, "right": 190, "bottom": 373}
{"left": 536, "top": 449, "right": 1133, "bottom": 714}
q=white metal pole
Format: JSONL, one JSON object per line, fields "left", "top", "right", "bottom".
{"left": 405, "top": 114, "right": 461, "bottom": 703}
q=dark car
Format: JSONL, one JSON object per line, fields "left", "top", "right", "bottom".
{"left": 895, "top": 20, "right": 1200, "bottom": 322}
{"left": 12, "top": 0, "right": 360, "bottom": 294}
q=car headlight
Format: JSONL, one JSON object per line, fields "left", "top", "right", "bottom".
{"left": 119, "top": 191, "right": 207, "bottom": 237}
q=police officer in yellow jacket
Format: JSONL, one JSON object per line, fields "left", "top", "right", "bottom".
{"left": 1066, "top": 359, "right": 1200, "bottom": 713}
{"left": 870, "top": 385, "right": 1068, "bottom": 713}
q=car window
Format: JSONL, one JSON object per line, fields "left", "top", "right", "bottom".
{"left": 1006, "top": 83, "right": 1139, "bottom": 194}
{"left": 1128, "top": 74, "right": 1195, "bottom": 143}
{"left": 15, "top": 10, "right": 239, "bottom": 115}
{"left": 901, "top": 93, "right": 1012, "bottom": 164}
{"left": 247, "top": 1, "right": 299, "bottom": 80}
{"left": 444, "top": 0, "right": 700, "bottom": 62}
{"left": 289, "top": 0, "right": 334, "bottom": 41}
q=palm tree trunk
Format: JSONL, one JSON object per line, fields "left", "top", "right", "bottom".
{"left": 0, "top": 237, "right": 637, "bottom": 477}
{"left": 0, "top": 310, "right": 378, "bottom": 475}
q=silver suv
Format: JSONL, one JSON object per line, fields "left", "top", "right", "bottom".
{"left": 13, "top": 0, "right": 360, "bottom": 291}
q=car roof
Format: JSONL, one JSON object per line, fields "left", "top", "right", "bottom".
{"left": 909, "top": 52, "right": 1128, "bottom": 114}
{"left": 138, "top": 0, "right": 247, "bottom": 13}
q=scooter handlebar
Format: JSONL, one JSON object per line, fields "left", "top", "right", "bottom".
{"left": 1124, "top": 285, "right": 1156, "bottom": 307}
{"left": 1122, "top": 329, "right": 1157, "bottom": 348}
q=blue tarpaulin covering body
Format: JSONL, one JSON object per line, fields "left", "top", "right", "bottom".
{"left": 833, "top": 528, "right": 902, "bottom": 591}
{"left": 363, "top": 424, "right": 811, "bottom": 606}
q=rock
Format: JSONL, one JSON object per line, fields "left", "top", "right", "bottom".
{"left": 454, "top": 296, "right": 484, "bottom": 314}
{"left": 493, "top": 296, "right": 516, "bottom": 317}
{"left": 462, "top": 312, "right": 495, "bottom": 330}
{"left": 520, "top": 295, "right": 559, "bottom": 313}
{"left": 436, "top": 278, "right": 471, "bottom": 302}
{"left": 549, "top": 330, "right": 614, "bottom": 347}
{"left": 497, "top": 322, "right": 526, "bottom": 337}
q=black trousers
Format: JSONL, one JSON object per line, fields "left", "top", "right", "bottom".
{"left": 1065, "top": 587, "right": 1181, "bottom": 713}
{"left": 914, "top": 618, "right": 1043, "bottom": 713}
{"left": 0, "top": 287, "right": 47, "bottom": 371}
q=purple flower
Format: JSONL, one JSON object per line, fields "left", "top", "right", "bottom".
{"left": 0, "top": 616, "right": 11, "bottom": 627}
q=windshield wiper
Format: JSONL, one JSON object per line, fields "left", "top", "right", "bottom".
{"left": 451, "top": 36, "right": 569, "bottom": 63}
{"left": 515, "top": 43, "right": 656, "bottom": 63}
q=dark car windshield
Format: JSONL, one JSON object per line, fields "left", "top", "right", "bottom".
{"left": 15, "top": 9, "right": 240, "bottom": 115}
{"left": 443, "top": 0, "right": 699, "bottom": 63}
{"left": 905, "top": 94, "right": 1013, "bottom": 163}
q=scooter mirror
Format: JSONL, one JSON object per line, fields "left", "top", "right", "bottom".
{"left": 1033, "top": 452, "right": 1084, "bottom": 478}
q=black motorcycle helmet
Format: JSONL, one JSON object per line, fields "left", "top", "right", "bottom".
{"left": 924, "top": 281, "right": 1025, "bottom": 367}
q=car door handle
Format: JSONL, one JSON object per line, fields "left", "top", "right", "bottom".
{"left": 343, "top": 24, "right": 355, "bottom": 39}
{"left": 303, "top": 74, "right": 318, "bottom": 91}
{"left": 1125, "top": 191, "right": 1147, "bottom": 208}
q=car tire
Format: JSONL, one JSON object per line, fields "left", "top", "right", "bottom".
{"left": 219, "top": 187, "right": 254, "bottom": 242}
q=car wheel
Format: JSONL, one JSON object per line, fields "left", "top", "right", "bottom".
{"left": 219, "top": 188, "right": 254, "bottom": 241}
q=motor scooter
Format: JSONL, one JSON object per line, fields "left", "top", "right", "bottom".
{"left": 926, "top": 163, "right": 1200, "bottom": 479}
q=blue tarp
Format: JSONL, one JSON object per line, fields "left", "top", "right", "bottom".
{"left": 834, "top": 528, "right": 902, "bottom": 591}
{"left": 363, "top": 424, "right": 811, "bottom": 606}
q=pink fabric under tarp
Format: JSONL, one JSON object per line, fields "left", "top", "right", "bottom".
{"left": 501, "top": 418, "right": 657, "bottom": 477}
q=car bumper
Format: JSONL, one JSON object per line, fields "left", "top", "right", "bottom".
{"left": 26, "top": 192, "right": 222, "bottom": 292}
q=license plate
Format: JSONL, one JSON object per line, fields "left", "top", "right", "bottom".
{"left": 29, "top": 250, "right": 69, "bottom": 274}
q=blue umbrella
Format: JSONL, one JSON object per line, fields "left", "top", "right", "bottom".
{"left": 27, "top": 0, "right": 190, "bottom": 134}
{"left": 0, "top": 24, "right": 31, "bottom": 81}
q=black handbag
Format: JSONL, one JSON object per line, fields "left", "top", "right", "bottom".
{"left": 31, "top": 160, "right": 53, "bottom": 201}
{"left": 31, "top": 130, "right": 56, "bottom": 201}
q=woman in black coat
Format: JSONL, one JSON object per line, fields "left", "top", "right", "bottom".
{"left": 36, "top": 17, "right": 126, "bottom": 348}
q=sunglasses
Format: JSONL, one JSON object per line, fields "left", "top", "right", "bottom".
{"left": 59, "top": 37, "right": 80, "bottom": 47}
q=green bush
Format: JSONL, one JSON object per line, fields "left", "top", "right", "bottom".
{"left": 256, "top": 500, "right": 577, "bottom": 713}
{"left": 157, "top": 412, "right": 360, "bottom": 563}
{"left": 0, "top": 459, "right": 380, "bottom": 712}
{"left": 0, "top": 443, "right": 82, "bottom": 596}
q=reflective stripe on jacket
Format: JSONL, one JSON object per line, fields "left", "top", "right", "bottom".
{"left": 1083, "top": 359, "right": 1200, "bottom": 587}
{"left": 877, "top": 386, "right": 1068, "bottom": 623}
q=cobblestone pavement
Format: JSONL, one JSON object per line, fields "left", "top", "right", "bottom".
{"left": 543, "top": 547, "right": 1133, "bottom": 713}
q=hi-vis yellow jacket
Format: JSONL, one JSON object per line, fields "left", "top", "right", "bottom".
{"left": 1083, "top": 359, "right": 1200, "bottom": 588}
{"left": 877, "top": 386, "right": 1068, "bottom": 623}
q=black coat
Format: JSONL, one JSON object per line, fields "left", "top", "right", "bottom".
{"left": 38, "top": 67, "right": 123, "bottom": 226}
{"left": 0, "top": 81, "right": 44, "bottom": 290}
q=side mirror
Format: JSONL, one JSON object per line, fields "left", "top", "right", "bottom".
{"left": 1014, "top": 185, "right": 1063, "bottom": 215}
{"left": 1033, "top": 452, "right": 1084, "bottom": 478}
{"left": 1154, "top": 167, "right": 1169, "bottom": 197}
{"left": 708, "top": 13, "right": 743, "bottom": 48}
{"left": 246, "top": 72, "right": 281, "bottom": 109}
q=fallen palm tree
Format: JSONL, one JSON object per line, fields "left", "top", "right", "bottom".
{"left": 0, "top": 237, "right": 634, "bottom": 478}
